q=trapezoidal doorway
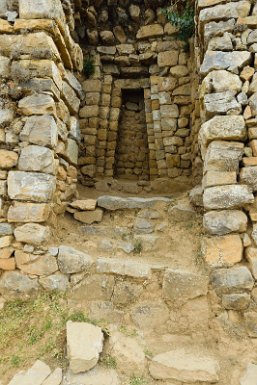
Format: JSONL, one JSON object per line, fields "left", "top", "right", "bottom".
{"left": 114, "top": 89, "right": 150, "bottom": 181}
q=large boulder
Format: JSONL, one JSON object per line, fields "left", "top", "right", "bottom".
{"left": 203, "top": 210, "right": 248, "bottom": 235}
{"left": 203, "top": 185, "right": 254, "bottom": 210}
{"left": 211, "top": 266, "right": 254, "bottom": 295}
{"left": 0, "top": 271, "right": 39, "bottom": 294}
{"left": 14, "top": 223, "right": 50, "bottom": 245}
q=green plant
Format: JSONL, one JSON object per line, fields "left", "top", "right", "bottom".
{"left": 101, "top": 354, "right": 117, "bottom": 369}
{"left": 164, "top": 1, "right": 195, "bottom": 48}
{"left": 83, "top": 55, "right": 95, "bottom": 78}
{"left": 10, "top": 355, "right": 21, "bottom": 367}
{"left": 130, "top": 376, "right": 147, "bottom": 385}
{"left": 134, "top": 240, "right": 143, "bottom": 254}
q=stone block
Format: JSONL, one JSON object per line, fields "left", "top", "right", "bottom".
{"left": 0, "top": 236, "right": 12, "bottom": 249}
{"left": 74, "top": 209, "right": 103, "bottom": 224}
{"left": 203, "top": 171, "right": 236, "bottom": 188}
{"left": 8, "top": 202, "right": 50, "bottom": 223}
{"left": 158, "top": 51, "right": 179, "bottom": 67}
{"left": 8, "top": 360, "right": 51, "bottom": 385}
{"left": 65, "top": 139, "right": 78, "bottom": 165}
{"left": 0, "top": 271, "right": 39, "bottom": 294}
{"left": 240, "top": 166, "right": 257, "bottom": 191}
{"left": 18, "top": 146, "right": 55, "bottom": 174}
{"left": 200, "top": 51, "right": 251, "bottom": 75}
{"left": 64, "top": 367, "right": 119, "bottom": 385}
{"left": 202, "top": 71, "right": 242, "bottom": 94}
{"left": 0, "top": 33, "right": 60, "bottom": 61}
{"left": 0, "top": 223, "right": 13, "bottom": 236}
{"left": 0, "top": 150, "right": 18, "bottom": 169}
{"left": 203, "top": 210, "right": 248, "bottom": 235}
{"left": 0, "top": 55, "right": 9, "bottom": 77}
{"left": 131, "top": 300, "right": 169, "bottom": 330}
{"left": 203, "top": 185, "right": 254, "bottom": 210}
{"left": 163, "top": 269, "right": 208, "bottom": 306}
{"left": 211, "top": 266, "right": 254, "bottom": 295}
{"left": 69, "top": 199, "right": 96, "bottom": 211}
{"left": 201, "top": 234, "right": 243, "bottom": 268}
{"left": 107, "top": 332, "right": 145, "bottom": 376}
{"left": 19, "top": 255, "right": 58, "bottom": 276}
{"left": 0, "top": 1, "right": 7, "bottom": 18}
{"left": 222, "top": 293, "right": 250, "bottom": 311}
{"left": 136, "top": 24, "right": 164, "bottom": 39}
{"left": 149, "top": 348, "right": 220, "bottom": 382}
{"left": 42, "top": 368, "right": 62, "bottom": 385}
{"left": 245, "top": 247, "right": 257, "bottom": 280}
{"left": 240, "top": 363, "right": 257, "bottom": 385}
{"left": 14, "top": 223, "right": 50, "bottom": 245}
{"left": 204, "top": 91, "right": 241, "bottom": 116}
{"left": 97, "top": 196, "right": 171, "bottom": 210}
{"left": 8, "top": 171, "right": 56, "bottom": 202}
{"left": 83, "top": 79, "right": 102, "bottom": 93}
{"left": 20, "top": 115, "right": 58, "bottom": 149}
{"left": 58, "top": 245, "right": 93, "bottom": 274}
{"left": 19, "top": 0, "right": 65, "bottom": 23}
{"left": 0, "top": 109, "right": 14, "bottom": 127}
{"left": 39, "top": 273, "right": 69, "bottom": 292}
{"left": 199, "top": 1, "right": 251, "bottom": 23}
{"left": 62, "top": 81, "right": 80, "bottom": 114}
{"left": 71, "top": 274, "right": 114, "bottom": 302}
{"left": 204, "top": 140, "right": 244, "bottom": 173}
{"left": 67, "top": 321, "right": 104, "bottom": 374}
{"left": 199, "top": 116, "right": 246, "bottom": 155}
{"left": 18, "top": 94, "right": 56, "bottom": 116}
{"left": 96, "top": 257, "right": 151, "bottom": 279}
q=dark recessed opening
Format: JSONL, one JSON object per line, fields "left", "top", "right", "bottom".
{"left": 114, "top": 89, "right": 150, "bottom": 181}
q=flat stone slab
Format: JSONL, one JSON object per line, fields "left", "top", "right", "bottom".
{"left": 96, "top": 257, "right": 151, "bottom": 278}
{"left": 67, "top": 321, "right": 104, "bottom": 374}
{"left": 97, "top": 196, "right": 171, "bottom": 210}
{"left": 240, "top": 363, "right": 257, "bottom": 385}
{"left": 8, "top": 360, "right": 51, "bottom": 385}
{"left": 62, "top": 367, "right": 120, "bottom": 385}
{"left": 42, "top": 368, "right": 62, "bottom": 385}
{"left": 149, "top": 348, "right": 220, "bottom": 382}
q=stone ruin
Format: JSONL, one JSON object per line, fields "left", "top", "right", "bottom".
{"left": 1, "top": 0, "right": 257, "bottom": 316}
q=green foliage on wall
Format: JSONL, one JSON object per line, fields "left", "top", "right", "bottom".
{"left": 83, "top": 55, "right": 95, "bottom": 78}
{"left": 164, "top": 2, "right": 195, "bottom": 47}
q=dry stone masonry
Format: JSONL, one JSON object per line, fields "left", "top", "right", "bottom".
{"left": 1, "top": 0, "right": 257, "bottom": 356}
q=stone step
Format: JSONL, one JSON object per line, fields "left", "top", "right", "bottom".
{"left": 97, "top": 195, "right": 172, "bottom": 211}
{"left": 8, "top": 361, "right": 52, "bottom": 385}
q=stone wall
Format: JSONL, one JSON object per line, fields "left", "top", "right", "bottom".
{"left": 0, "top": 0, "right": 83, "bottom": 270}
{"left": 197, "top": 0, "right": 257, "bottom": 312}
{"left": 77, "top": 0, "right": 197, "bottom": 181}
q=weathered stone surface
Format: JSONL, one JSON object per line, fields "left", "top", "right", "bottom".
{"left": 14, "top": 223, "right": 50, "bottom": 245}
{"left": 97, "top": 196, "right": 171, "bottom": 210}
{"left": 136, "top": 24, "right": 163, "bottom": 39}
{"left": 62, "top": 81, "right": 80, "bottom": 114}
{"left": 19, "top": 145, "right": 55, "bottom": 174}
{"left": 0, "top": 258, "right": 15, "bottom": 271}
{"left": 203, "top": 171, "right": 237, "bottom": 188}
{"left": 211, "top": 266, "right": 254, "bottom": 295}
{"left": 240, "top": 363, "right": 257, "bottom": 385}
{"left": 158, "top": 51, "right": 178, "bottom": 67}
{"left": 65, "top": 138, "right": 78, "bottom": 165}
{"left": 245, "top": 247, "right": 257, "bottom": 279}
{"left": 189, "top": 185, "right": 203, "bottom": 207}
{"left": 19, "top": 0, "right": 65, "bottom": 23}
{"left": 131, "top": 300, "right": 169, "bottom": 330}
{"left": 8, "top": 203, "right": 50, "bottom": 223}
{"left": 200, "top": 51, "right": 251, "bottom": 75}
{"left": 149, "top": 348, "right": 220, "bottom": 382}
{"left": 39, "top": 273, "right": 69, "bottom": 291}
{"left": 0, "top": 1, "right": 7, "bottom": 18}
{"left": 199, "top": 116, "right": 246, "bottom": 153}
{"left": 0, "top": 271, "right": 39, "bottom": 294}
{"left": 71, "top": 274, "right": 115, "bottom": 302}
{"left": 63, "top": 367, "right": 120, "bottom": 385}
{"left": 222, "top": 293, "right": 250, "bottom": 310}
{"left": 113, "top": 281, "right": 143, "bottom": 305}
{"left": 251, "top": 224, "right": 257, "bottom": 247}
{"left": 201, "top": 235, "right": 243, "bottom": 268}
{"left": 208, "top": 33, "right": 233, "bottom": 51}
{"left": 0, "top": 109, "right": 14, "bottom": 127}
{"left": 240, "top": 167, "right": 257, "bottom": 191}
{"left": 20, "top": 115, "right": 58, "bottom": 149}
{"left": 204, "top": 19, "right": 235, "bottom": 42}
{"left": 42, "top": 368, "right": 62, "bottom": 385}
{"left": 67, "top": 321, "right": 104, "bottom": 374}
{"left": 0, "top": 150, "right": 18, "bottom": 169}
{"left": 19, "top": 255, "right": 58, "bottom": 276}
{"left": 58, "top": 246, "right": 93, "bottom": 274}
{"left": 203, "top": 210, "right": 248, "bottom": 235}
{"left": 8, "top": 360, "right": 51, "bottom": 385}
{"left": 199, "top": 1, "right": 251, "bottom": 23}
{"left": 96, "top": 258, "right": 151, "bottom": 278}
{"left": 163, "top": 269, "right": 208, "bottom": 306}
{"left": 203, "top": 185, "right": 254, "bottom": 210}
{"left": 0, "top": 236, "right": 12, "bottom": 249}
{"left": 134, "top": 217, "right": 154, "bottom": 234}
{"left": 108, "top": 332, "right": 145, "bottom": 376}
{"left": 8, "top": 171, "right": 56, "bottom": 202}
{"left": 0, "top": 223, "right": 13, "bottom": 236}
{"left": 204, "top": 141, "right": 244, "bottom": 173}
{"left": 74, "top": 209, "right": 103, "bottom": 224}
{"left": 18, "top": 94, "right": 56, "bottom": 116}
{"left": 70, "top": 199, "right": 96, "bottom": 211}
{"left": 204, "top": 91, "right": 241, "bottom": 116}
